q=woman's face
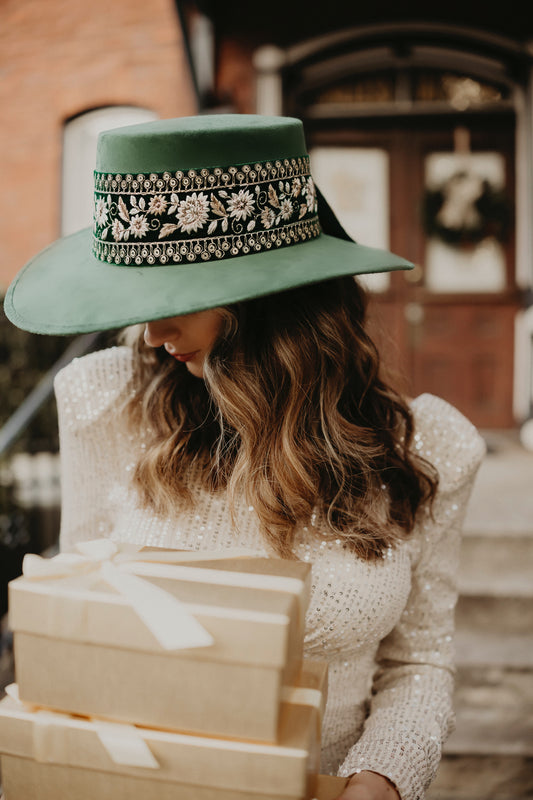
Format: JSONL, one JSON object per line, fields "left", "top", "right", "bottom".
{"left": 144, "top": 309, "right": 224, "bottom": 378}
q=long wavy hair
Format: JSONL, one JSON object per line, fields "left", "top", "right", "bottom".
{"left": 125, "top": 277, "right": 438, "bottom": 559}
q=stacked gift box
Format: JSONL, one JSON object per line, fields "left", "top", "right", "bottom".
{"left": 0, "top": 541, "right": 348, "bottom": 799}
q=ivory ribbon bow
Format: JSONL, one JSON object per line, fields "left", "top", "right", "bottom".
{"left": 21, "top": 539, "right": 262, "bottom": 651}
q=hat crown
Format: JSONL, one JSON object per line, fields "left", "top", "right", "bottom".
{"left": 96, "top": 114, "right": 308, "bottom": 175}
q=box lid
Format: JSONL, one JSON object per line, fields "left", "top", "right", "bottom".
{"left": 9, "top": 552, "right": 311, "bottom": 666}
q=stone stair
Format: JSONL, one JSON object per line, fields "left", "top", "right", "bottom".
{"left": 428, "top": 432, "right": 533, "bottom": 800}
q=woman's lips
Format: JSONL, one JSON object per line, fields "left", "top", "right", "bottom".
{"left": 171, "top": 351, "right": 199, "bottom": 363}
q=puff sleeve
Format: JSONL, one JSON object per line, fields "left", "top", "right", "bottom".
{"left": 54, "top": 346, "right": 135, "bottom": 552}
{"left": 337, "top": 395, "right": 486, "bottom": 800}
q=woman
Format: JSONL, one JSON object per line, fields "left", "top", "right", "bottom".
{"left": 5, "top": 114, "right": 485, "bottom": 800}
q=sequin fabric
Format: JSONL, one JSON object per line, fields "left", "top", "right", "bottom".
{"left": 54, "top": 347, "right": 486, "bottom": 800}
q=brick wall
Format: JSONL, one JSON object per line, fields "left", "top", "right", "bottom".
{"left": 0, "top": 0, "right": 197, "bottom": 291}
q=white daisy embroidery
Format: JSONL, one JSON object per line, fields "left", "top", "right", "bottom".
{"left": 176, "top": 192, "right": 209, "bottom": 233}
{"left": 129, "top": 214, "right": 150, "bottom": 239}
{"left": 227, "top": 189, "right": 255, "bottom": 221}
{"left": 148, "top": 195, "right": 168, "bottom": 215}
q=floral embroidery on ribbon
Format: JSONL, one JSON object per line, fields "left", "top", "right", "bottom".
{"left": 92, "top": 157, "right": 320, "bottom": 266}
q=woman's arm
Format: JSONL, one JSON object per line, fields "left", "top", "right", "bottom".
{"left": 54, "top": 347, "right": 134, "bottom": 551}
{"left": 336, "top": 397, "right": 486, "bottom": 800}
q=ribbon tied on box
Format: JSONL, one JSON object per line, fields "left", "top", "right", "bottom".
{"left": 22, "top": 539, "right": 262, "bottom": 651}
{"left": 14, "top": 541, "right": 314, "bottom": 771}
{"left": 5, "top": 683, "right": 160, "bottom": 769}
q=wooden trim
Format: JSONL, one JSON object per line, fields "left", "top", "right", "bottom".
{"left": 304, "top": 102, "right": 516, "bottom": 120}
{"left": 370, "top": 288, "right": 525, "bottom": 306}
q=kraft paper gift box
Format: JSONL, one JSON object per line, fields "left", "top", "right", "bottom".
{"left": 9, "top": 542, "right": 312, "bottom": 742}
{"left": 0, "top": 663, "right": 326, "bottom": 800}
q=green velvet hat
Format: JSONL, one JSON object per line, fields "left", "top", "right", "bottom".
{"left": 4, "top": 114, "right": 412, "bottom": 335}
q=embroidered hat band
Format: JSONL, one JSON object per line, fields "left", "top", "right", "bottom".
{"left": 93, "top": 156, "right": 320, "bottom": 266}
{"left": 5, "top": 114, "right": 413, "bottom": 335}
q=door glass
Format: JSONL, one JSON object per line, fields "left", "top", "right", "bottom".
{"left": 310, "top": 146, "right": 391, "bottom": 292}
{"left": 423, "top": 151, "right": 509, "bottom": 292}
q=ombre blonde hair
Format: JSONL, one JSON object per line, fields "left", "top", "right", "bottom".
{"left": 125, "top": 277, "right": 438, "bottom": 559}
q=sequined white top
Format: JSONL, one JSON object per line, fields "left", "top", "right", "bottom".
{"left": 55, "top": 347, "right": 485, "bottom": 800}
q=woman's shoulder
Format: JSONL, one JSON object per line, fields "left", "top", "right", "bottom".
{"left": 409, "top": 393, "right": 486, "bottom": 491}
{"left": 54, "top": 346, "right": 135, "bottom": 421}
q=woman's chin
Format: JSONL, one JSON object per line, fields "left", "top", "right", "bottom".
{"left": 185, "top": 360, "right": 205, "bottom": 379}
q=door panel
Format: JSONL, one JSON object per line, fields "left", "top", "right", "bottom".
{"left": 308, "top": 118, "right": 518, "bottom": 427}
{"left": 408, "top": 302, "right": 516, "bottom": 427}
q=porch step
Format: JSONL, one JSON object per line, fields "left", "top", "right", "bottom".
{"left": 455, "top": 594, "right": 533, "bottom": 636}
{"left": 450, "top": 667, "right": 533, "bottom": 757}
{"left": 455, "top": 629, "right": 533, "bottom": 670}
{"left": 427, "top": 754, "right": 533, "bottom": 800}
{"left": 427, "top": 665, "right": 533, "bottom": 800}
{"left": 455, "top": 531, "right": 533, "bottom": 636}
{"left": 458, "top": 531, "right": 533, "bottom": 595}
{"left": 463, "top": 431, "right": 533, "bottom": 539}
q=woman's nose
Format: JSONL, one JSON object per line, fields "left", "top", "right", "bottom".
{"left": 144, "top": 319, "right": 179, "bottom": 348}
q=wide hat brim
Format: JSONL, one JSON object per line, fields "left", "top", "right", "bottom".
{"left": 4, "top": 114, "right": 413, "bottom": 335}
{"left": 4, "top": 226, "right": 411, "bottom": 335}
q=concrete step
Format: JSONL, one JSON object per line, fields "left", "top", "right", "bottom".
{"left": 427, "top": 665, "right": 533, "bottom": 799}
{"left": 458, "top": 532, "right": 533, "bottom": 597}
{"left": 463, "top": 431, "right": 533, "bottom": 539}
{"left": 428, "top": 754, "right": 533, "bottom": 800}
{"left": 455, "top": 595, "right": 533, "bottom": 637}
{"left": 455, "top": 529, "right": 533, "bottom": 640}
{"left": 455, "top": 629, "right": 533, "bottom": 670}
{"left": 449, "top": 667, "right": 533, "bottom": 757}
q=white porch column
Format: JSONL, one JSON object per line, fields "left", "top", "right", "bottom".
{"left": 516, "top": 52, "right": 533, "bottom": 439}
{"left": 253, "top": 45, "right": 285, "bottom": 116}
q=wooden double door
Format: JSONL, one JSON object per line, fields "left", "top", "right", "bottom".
{"left": 309, "top": 116, "right": 519, "bottom": 428}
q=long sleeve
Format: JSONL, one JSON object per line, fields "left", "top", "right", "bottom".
{"left": 54, "top": 346, "right": 135, "bottom": 552}
{"left": 337, "top": 395, "right": 486, "bottom": 800}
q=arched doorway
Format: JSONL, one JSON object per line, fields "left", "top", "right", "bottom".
{"left": 259, "top": 24, "right": 533, "bottom": 427}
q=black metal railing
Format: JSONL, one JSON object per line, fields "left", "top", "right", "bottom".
{"left": 0, "top": 332, "right": 103, "bottom": 626}
{"left": 0, "top": 333, "right": 101, "bottom": 457}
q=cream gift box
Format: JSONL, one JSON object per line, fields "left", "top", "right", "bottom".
{"left": 9, "top": 542, "right": 312, "bottom": 742}
{"left": 0, "top": 662, "right": 327, "bottom": 800}
{"left": 0, "top": 692, "right": 322, "bottom": 800}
